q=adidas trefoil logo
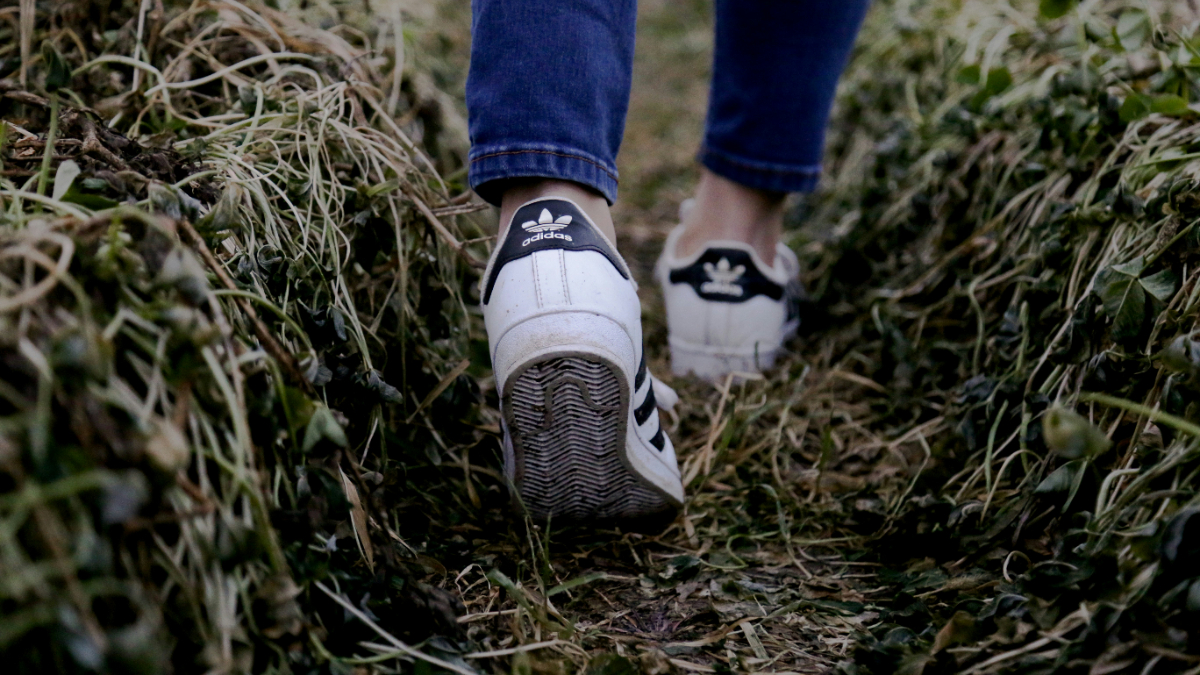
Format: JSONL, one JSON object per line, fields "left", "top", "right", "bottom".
{"left": 520, "top": 208, "right": 574, "bottom": 246}
{"left": 522, "top": 208, "right": 572, "bottom": 233}
{"left": 700, "top": 257, "right": 745, "bottom": 297}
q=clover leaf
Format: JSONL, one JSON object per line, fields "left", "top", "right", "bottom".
{"left": 1094, "top": 257, "right": 1177, "bottom": 340}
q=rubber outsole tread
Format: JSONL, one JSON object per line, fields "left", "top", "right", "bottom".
{"left": 504, "top": 355, "right": 671, "bottom": 521}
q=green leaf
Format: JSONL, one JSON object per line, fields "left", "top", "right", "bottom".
{"left": 547, "top": 572, "right": 607, "bottom": 597}
{"left": 302, "top": 406, "right": 347, "bottom": 453}
{"left": 1151, "top": 94, "right": 1191, "bottom": 116}
{"left": 53, "top": 161, "right": 119, "bottom": 209}
{"left": 40, "top": 42, "right": 70, "bottom": 93}
{"left": 1179, "top": 39, "right": 1200, "bottom": 67}
{"left": 1093, "top": 258, "right": 1175, "bottom": 338}
{"left": 1111, "top": 258, "right": 1145, "bottom": 278}
{"left": 1035, "top": 459, "right": 1089, "bottom": 513}
{"left": 61, "top": 187, "right": 119, "bottom": 210}
{"left": 1116, "top": 10, "right": 1150, "bottom": 52}
{"left": 1039, "top": 0, "right": 1074, "bottom": 19}
{"left": 363, "top": 369, "right": 403, "bottom": 404}
{"left": 1035, "top": 460, "right": 1083, "bottom": 493}
{"left": 1140, "top": 268, "right": 1178, "bottom": 302}
{"left": 1188, "top": 579, "right": 1200, "bottom": 612}
{"left": 1095, "top": 258, "right": 1147, "bottom": 339}
{"left": 149, "top": 183, "right": 182, "bottom": 220}
{"left": 1110, "top": 282, "right": 1145, "bottom": 338}
{"left": 1120, "top": 94, "right": 1151, "bottom": 122}
{"left": 1161, "top": 508, "right": 1200, "bottom": 567}
{"left": 1062, "top": 457, "right": 1089, "bottom": 512}
{"left": 969, "top": 68, "right": 1014, "bottom": 109}
{"left": 984, "top": 67, "right": 1013, "bottom": 96}
{"left": 366, "top": 179, "right": 402, "bottom": 198}
{"left": 956, "top": 64, "right": 982, "bottom": 85}
{"left": 280, "top": 385, "right": 315, "bottom": 440}
{"left": 196, "top": 185, "right": 243, "bottom": 233}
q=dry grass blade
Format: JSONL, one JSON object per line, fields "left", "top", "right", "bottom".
{"left": 316, "top": 581, "right": 480, "bottom": 675}
{"left": 0, "top": 0, "right": 478, "bottom": 670}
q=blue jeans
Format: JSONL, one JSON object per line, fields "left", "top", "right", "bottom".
{"left": 467, "top": 0, "right": 870, "bottom": 205}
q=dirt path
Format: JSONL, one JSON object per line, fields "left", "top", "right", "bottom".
{"left": 416, "top": 2, "right": 894, "bottom": 672}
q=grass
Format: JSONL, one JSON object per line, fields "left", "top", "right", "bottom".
{"left": 0, "top": 0, "right": 481, "bottom": 671}
{"left": 437, "top": 0, "right": 1200, "bottom": 672}
{"left": 6, "top": 0, "right": 1200, "bottom": 673}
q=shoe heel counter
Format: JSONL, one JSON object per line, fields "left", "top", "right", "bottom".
{"left": 492, "top": 311, "right": 637, "bottom": 392}
{"left": 663, "top": 282, "right": 786, "bottom": 349}
{"left": 486, "top": 248, "right": 642, "bottom": 349}
{"left": 482, "top": 198, "right": 630, "bottom": 305}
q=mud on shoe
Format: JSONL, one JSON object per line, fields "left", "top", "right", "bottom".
{"left": 655, "top": 222, "right": 802, "bottom": 381}
{"left": 481, "top": 197, "right": 684, "bottom": 521}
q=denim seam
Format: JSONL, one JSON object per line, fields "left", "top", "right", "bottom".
{"left": 700, "top": 144, "right": 822, "bottom": 177}
{"left": 471, "top": 149, "right": 618, "bottom": 182}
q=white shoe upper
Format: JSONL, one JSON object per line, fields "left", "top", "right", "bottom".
{"left": 655, "top": 222, "right": 801, "bottom": 381}
{"left": 481, "top": 197, "right": 684, "bottom": 511}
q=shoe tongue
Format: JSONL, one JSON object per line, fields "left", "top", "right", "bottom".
{"left": 482, "top": 198, "right": 630, "bottom": 304}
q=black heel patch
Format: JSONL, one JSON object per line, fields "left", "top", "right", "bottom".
{"left": 667, "top": 248, "right": 784, "bottom": 303}
{"left": 483, "top": 199, "right": 628, "bottom": 304}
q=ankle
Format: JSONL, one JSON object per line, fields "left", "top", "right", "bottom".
{"left": 498, "top": 180, "right": 617, "bottom": 243}
{"left": 676, "top": 170, "right": 784, "bottom": 262}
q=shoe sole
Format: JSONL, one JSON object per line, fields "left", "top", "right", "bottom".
{"left": 502, "top": 351, "right": 673, "bottom": 521}
{"left": 668, "top": 339, "right": 781, "bottom": 382}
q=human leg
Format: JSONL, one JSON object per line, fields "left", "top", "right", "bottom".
{"left": 497, "top": 180, "right": 616, "bottom": 243}
{"left": 660, "top": 0, "right": 870, "bottom": 378}
{"left": 675, "top": 169, "right": 785, "bottom": 261}
{"left": 678, "top": 0, "right": 871, "bottom": 260}
{"left": 466, "top": 0, "right": 637, "bottom": 207}
{"left": 701, "top": 0, "right": 871, "bottom": 197}
{"left": 467, "top": 0, "right": 684, "bottom": 520}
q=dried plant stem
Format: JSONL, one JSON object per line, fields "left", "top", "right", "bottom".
{"left": 178, "top": 218, "right": 315, "bottom": 397}
{"left": 34, "top": 94, "right": 59, "bottom": 207}
{"left": 413, "top": 195, "right": 485, "bottom": 269}
{"left": 18, "top": 0, "right": 33, "bottom": 87}
{"left": 316, "top": 581, "right": 481, "bottom": 675}
{"left": 1081, "top": 392, "right": 1200, "bottom": 438}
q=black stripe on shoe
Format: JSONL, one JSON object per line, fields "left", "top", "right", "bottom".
{"left": 634, "top": 386, "right": 657, "bottom": 426}
{"left": 634, "top": 349, "right": 648, "bottom": 391}
{"left": 649, "top": 424, "right": 666, "bottom": 451}
{"left": 505, "top": 354, "right": 669, "bottom": 520}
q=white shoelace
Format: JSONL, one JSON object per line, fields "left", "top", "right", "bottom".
{"left": 650, "top": 375, "right": 678, "bottom": 412}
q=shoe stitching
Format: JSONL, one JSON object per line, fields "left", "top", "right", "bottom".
{"left": 532, "top": 252, "right": 543, "bottom": 308}
{"left": 557, "top": 249, "right": 570, "bottom": 304}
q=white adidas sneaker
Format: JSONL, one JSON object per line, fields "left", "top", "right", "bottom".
{"left": 655, "top": 223, "right": 802, "bottom": 381}
{"left": 481, "top": 197, "right": 685, "bottom": 521}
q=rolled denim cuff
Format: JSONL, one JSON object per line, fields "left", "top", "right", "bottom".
{"left": 699, "top": 144, "right": 822, "bottom": 195}
{"left": 469, "top": 143, "right": 620, "bottom": 206}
